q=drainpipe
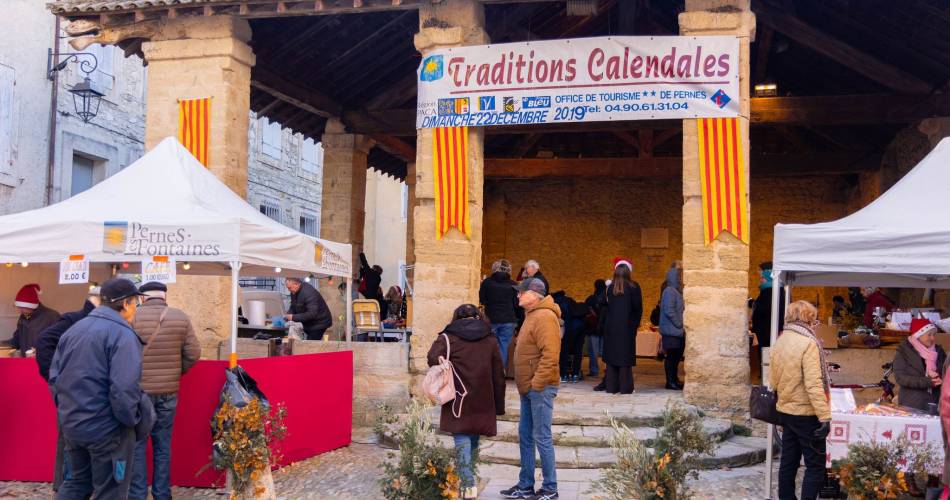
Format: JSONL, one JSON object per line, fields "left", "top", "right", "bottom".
{"left": 45, "top": 15, "right": 61, "bottom": 206}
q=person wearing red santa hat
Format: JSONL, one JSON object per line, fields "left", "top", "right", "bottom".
{"left": 596, "top": 258, "right": 642, "bottom": 394}
{"left": 893, "top": 321, "right": 946, "bottom": 412}
{"left": 8, "top": 283, "right": 60, "bottom": 357}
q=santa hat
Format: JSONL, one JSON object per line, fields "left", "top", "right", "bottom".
{"left": 14, "top": 284, "right": 41, "bottom": 309}
{"left": 613, "top": 257, "right": 633, "bottom": 271}
{"left": 912, "top": 321, "right": 938, "bottom": 339}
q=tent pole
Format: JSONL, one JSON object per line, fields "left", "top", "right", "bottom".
{"left": 229, "top": 261, "right": 241, "bottom": 369}
{"left": 345, "top": 277, "right": 353, "bottom": 344}
{"left": 763, "top": 270, "right": 784, "bottom": 499}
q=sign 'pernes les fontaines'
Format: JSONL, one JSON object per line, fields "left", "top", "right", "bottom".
{"left": 417, "top": 36, "right": 740, "bottom": 128}
{"left": 102, "top": 221, "right": 226, "bottom": 257}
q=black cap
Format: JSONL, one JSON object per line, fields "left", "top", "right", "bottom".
{"left": 100, "top": 278, "right": 145, "bottom": 304}
{"left": 139, "top": 281, "right": 168, "bottom": 293}
{"left": 513, "top": 277, "right": 547, "bottom": 296}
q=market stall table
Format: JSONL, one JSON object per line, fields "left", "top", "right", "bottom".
{"left": 827, "top": 410, "right": 944, "bottom": 469}
{"left": 237, "top": 324, "right": 288, "bottom": 338}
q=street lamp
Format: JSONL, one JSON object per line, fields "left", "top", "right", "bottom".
{"left": 47, "top": 48, "right": 103, "bottom": 123}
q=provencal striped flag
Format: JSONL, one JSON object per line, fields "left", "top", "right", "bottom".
{"left": 697, "top": 117, "right": 749, "bottom": 245}
{"left": 432, "top": 127, "right": 471, "bottom": 240}
{"left": 177, "top": 97, "right": 210, "bottom": 166}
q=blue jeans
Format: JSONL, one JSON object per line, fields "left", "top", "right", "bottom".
{"left": 453, "top": 433, "right": 480, "bottom": 488}
{"left": 587, "top": 335, "right": 603, "bottom": 376}
{"left": 518, "top": 386, "right": 558, "bottom": 493}
{"left": 130, "top": 394, "right": 178, "bottom": 500}
{"left": 492, "top": 323, "right": 516, "bottom": 367}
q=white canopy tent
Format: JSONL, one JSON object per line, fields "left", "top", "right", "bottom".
{"left": 763, "top": 138, "right": 950, "bottom": 496}
{"left": 0, "top": 137, "right": 354, "bottom": 360}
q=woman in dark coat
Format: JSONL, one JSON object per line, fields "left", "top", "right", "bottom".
{"left": 893, "top": 322, "right": 946, "bottom": 412}
{"left": 426, "top": 304, "right": 506, "bottom": 499}
{"left": 600, "top": 259, "right": 643, "bottom": 394}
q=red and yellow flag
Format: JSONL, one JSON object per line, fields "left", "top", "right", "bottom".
{"left": 178, "top": 97, "right": 210, "bottom": 166}
{"left": 697, "top": 117, "right": 749, "bottom": 245}
{"left": 432, "top": 127, "right": 471, "bottom": 240}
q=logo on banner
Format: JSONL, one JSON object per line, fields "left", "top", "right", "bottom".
{"left": 103, "top": 221, "right": 129, "bottom": 254}
{"left": 711, "top": 89, "right": 731, "bottom": 109}
{"left": 478, "top": 96, "right": 495, "bottom": 110}
{"left": 437, "top": 98, "right": 470, "bottom": 116}
{"left": 420, "top": 55, "right": 444, "bottom": 82}
{"left": 503, "top": 97, "right": 517, "bottom": 113}
{"left": 314, "top": 242, "right": 349, "bottom": 274}
{"left": 522, "top": 96, "right": 551, "bottom": 109}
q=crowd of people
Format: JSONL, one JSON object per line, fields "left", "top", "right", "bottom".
{"left": 424, "top": 256, "right": 686, "bottom": 500}
{"left": 6, "top": 279, "right": 199, "bottom": 499}
{"left": 769, "top": 296, "right": 950, "bottom": 500}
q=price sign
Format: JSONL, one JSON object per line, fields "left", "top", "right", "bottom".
{"left": 141, "top": 256, "right": 176, "bottom": 284}
{"left": 59, "top": 256, "right": 89, "bottom": 284}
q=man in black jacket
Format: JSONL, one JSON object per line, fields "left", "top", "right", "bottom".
{"left": 285, "top": 277, "right": 333, "bottom": 340}
{"left": 479, "top": 259, "right": 520, "bottom": 368}
{"left": 35, "top": 286, "right": 101, "bottom": 492}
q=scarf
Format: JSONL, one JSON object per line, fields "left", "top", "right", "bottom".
{"left": 785, "top": 321, "right": 831, "bottom": 395}
{"left": 909, "top": 335, "right": 939, "bottom": 376}
{"left": 759, "top": 269, "right": 773, "bottom": 290}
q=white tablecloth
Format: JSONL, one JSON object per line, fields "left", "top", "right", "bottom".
{"left": 827, "top": 411, "right": 944, "bottom": 469}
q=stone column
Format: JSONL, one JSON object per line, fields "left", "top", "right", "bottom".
{"left": 410, "top": 0, "right": 488, "bottom": 378}
{"left": 679, "top": 0, "right": 755, "bottom": 416}
{"left": 140, "top": 16, "right": 255, "bottom": 357}
{"left": 321, "top": 118, "right": 372, "bottom": 339}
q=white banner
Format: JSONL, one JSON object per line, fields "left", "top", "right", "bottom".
{"left": 417, "top": 36, "right": 740, "bottom": 129}
{"left": 59, "top": 256, "right": 89, "bottom": 284}
{"left": 141, "top": 257, "right": 176, "bottom": 284}
{"left": 102, "top": 221, "right": 233, "bottom": 259}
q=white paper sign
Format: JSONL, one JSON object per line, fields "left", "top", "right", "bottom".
{"left": 416, "top": 36, "right": 740, "bottom": 128}
{"left": 141, "top": 257, "right": 176, "bottom": 284}
{"left": 829, "top": 388, "right": 856, "bottom": 413}
{"left": 59, "top": 257, "right": 90, "bottom": 284}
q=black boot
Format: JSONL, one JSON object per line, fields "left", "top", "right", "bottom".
{"left": 593, "top": 377, "right": 606, "bottom": 391}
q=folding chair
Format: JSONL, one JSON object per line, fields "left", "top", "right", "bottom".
{"left": 353, "top": 299, "right": 382, "bottom": 341}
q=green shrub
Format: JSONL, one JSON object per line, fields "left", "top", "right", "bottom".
{"left": 378, "top": 399, "right": 463, "bottom": 500}
{"left": 834, "top": 434, "right": 940, "bottom": 499}
{"left": 591, "top": 403, "right": 716, "bottom": 500}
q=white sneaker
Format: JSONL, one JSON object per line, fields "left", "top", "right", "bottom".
{"left": 462, "top": 486, "right": 478, "bottom": 498}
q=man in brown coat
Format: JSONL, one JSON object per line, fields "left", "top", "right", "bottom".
{"left": 129, "top": 282, "right": 201, "bottom": 500}
{"left": 501, "top": 278, "right": 561, "bottom": 500}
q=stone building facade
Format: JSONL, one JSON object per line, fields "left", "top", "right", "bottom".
{"left": 0, "top": 0, "right": 146, "bottom": 215}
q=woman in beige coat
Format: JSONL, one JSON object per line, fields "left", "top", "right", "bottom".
{"left": 769, "top": 301, "right": 831, "bottom": 500}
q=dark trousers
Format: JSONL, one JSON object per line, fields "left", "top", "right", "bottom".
{"left": 306, "top": 327, "right": 328, "bottom": 340}
{"left": 130, "top": 394, "right": 178, "bottom": 500}
{"left": 559, "top": 329, "right": 586, "bottom": 377}
{"left": 778, "top": 412, "right": 826, "bottom": 500}
{"left": 605, "top": 364, "right": 634, "bottom": 394}
{"left": 664, "top": 348, "right": 684, "bottom": 385}
{"left": 58, "top": 426, "right": 137, "bottom": 500}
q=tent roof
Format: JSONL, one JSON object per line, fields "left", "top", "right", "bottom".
{"left": 0, "top": 138, "right": 351, "bottom": 278}
{"left": 773, "top": 137, "right": 950, "bottom": 288}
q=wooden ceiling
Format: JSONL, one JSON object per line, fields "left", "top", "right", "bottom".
{"left": 241, "top": 0, "right": 950, "bottom": 180}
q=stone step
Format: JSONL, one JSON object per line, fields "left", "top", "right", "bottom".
{"left": 418, "top": 434, "right": 766, "bottom": 470}
{"left": 451, "top": 417, "right": 733, "bottom": 448}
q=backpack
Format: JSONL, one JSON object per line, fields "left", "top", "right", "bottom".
{"left": 421, "top": 333, "right": 468, "bottom": 418}
{"left": 650, "top": 303, "right": 661, "bottom": 326}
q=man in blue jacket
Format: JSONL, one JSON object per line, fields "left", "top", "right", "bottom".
{"left": 50, "top": 278, "right": 153, "bottom": 500}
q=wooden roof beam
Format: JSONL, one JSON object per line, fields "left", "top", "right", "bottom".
{"left": 370, "top": 134, "right": 415, "bottom": 163}
{"left": 251, "top": 67, "right": 343, "bottom": 118}
{"left": 754, "top": 3, "right": 933, "bottom": 93}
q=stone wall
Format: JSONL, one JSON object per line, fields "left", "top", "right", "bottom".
{"left": 482, "top": 174, "right": 856, "bottom": 321}
{"left": 292, "top": 341, "right": 410, "bottom": 426}
{"left": 482, "top": 177, "right": 684, "bottom": 312}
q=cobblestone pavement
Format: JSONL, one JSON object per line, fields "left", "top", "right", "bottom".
{"left": 0, "top": 441, "right": 793, "bottom": 499}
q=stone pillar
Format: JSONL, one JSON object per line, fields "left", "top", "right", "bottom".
{"left": 410, "top": 0, "right": 488, "bottom": 378}
{"left": 321, "top": 118, "right": 372, "bottom": 339}
{"left": 679, "top": 0, "right": 755, "bottom": 416}
{"left": 140, "top": 16, "right": 255, "bottom": 357}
